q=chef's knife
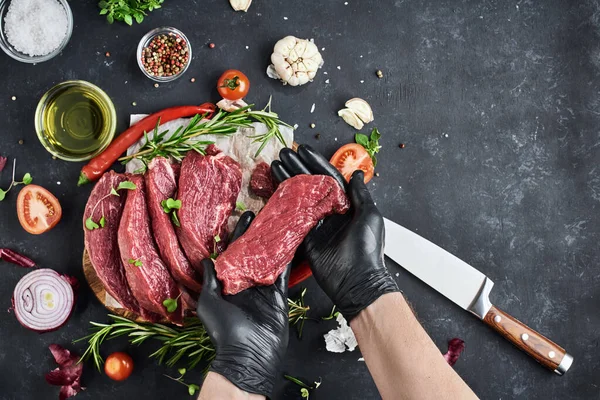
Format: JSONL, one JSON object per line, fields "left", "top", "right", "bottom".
{"left": 383, "top": 218, "right": 573, "bottom": 375}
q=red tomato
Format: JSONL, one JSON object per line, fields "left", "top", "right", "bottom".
{"left": 16, "top": 185, "right": 62, "bottom": 235}
{"left": 217, "top": 69, "right": 250, "bottom": 101}
{"left": 104, "top": 352, "right": 134, "bottom": 381}
{"left": 330, "top": 144, "right": 374, "bottom": 183}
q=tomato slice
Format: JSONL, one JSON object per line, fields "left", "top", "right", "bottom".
{"left": 330, "top": 143, "right": 375, "bottom": 183}
{"left": 217, "top": 69, "right": 250, "bottom": 101}
{"left": 104, "top": 352, "right": 134, "bottom": 381}
{"left": 17, "top": 185, "right": 62, "bottom": 235}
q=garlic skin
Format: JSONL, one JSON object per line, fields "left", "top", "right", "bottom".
{"left": 217, "top": 98, "right": 249, "bottom": 112}
{"left": 268, "top": 36, "right": 324, "bottom": 86}
{"left": 230, "top": 0, "right": 252, "bottom": 12}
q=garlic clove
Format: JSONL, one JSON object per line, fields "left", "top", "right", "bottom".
{"left": 230, "top": 0, "right": 252, "bottom": 11}
{"left": 338, "top": 108, "right": 365, "bottom": 130}
{"left": 345, "top": 98, "right": 374, "bottom": 123}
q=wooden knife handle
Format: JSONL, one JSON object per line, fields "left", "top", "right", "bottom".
{"left": 483, "top": 305, "right": 573, "bottom": 374}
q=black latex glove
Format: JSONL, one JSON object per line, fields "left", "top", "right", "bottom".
{"left": 197, "top": 211, "right": 290, "bottom": 397}
{"left": 272, "top": 145, "right": 399, "bottom": 321}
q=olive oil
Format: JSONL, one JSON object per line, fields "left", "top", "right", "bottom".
{"left": 41, "top": 85, "right": 113, "bottom": 158}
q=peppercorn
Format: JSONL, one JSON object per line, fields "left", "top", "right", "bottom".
{"left": 209, "top": 43, "right": 215, "bottom": 49}
{"left": 315, "top": 133, "right": 321, "bottom": 139}
{"left": 399, "top": 143, "right": 405, "bottom": 149}
{"left": 18, "top": 139, "right": 24, "bottom": 145}
{"left": 376, "top": 69, "right": 383, "bottom": 78}
{"left": 154, "top": 83, "right": 159, "bottom": 88}
{"left": 142, "top": 32, "right": 189, "bottom": 78}
{"left": 105, "top": 52, "right": 110, "bottom": 57}
{"left": 190, "top": 78, "right": 196, "bottom": 83}
{"left": 310, "top": 123, "right": 316, "bottom": 129}
{"left": 375, "top": 172, "right": 380, "bottom": 177}
{"left": 132, "top": 102, "right": 137, "bottom": 106}
{"left": 11, "top": 96, "right": 16, "bottom": 101}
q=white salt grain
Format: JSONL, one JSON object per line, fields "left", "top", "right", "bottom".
{"left": 310, "top": 103, "right": 315, "bottom": 113}
{"left": 4, "top": 0, "right": 69, "bottom": 57}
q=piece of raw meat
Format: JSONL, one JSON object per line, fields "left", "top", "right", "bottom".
{"left": 177, "top": 149, "right": 242, "bottom": 269}
{"left": 215, "top": 174, "right": 350, "bottom": 295}
{"left": 249, "top": 162, "right": 276, "bottom": 199}
{"left": 83, "top": 171, "right": 143, "bottom": 317}
{"left": 146, "top": 157, "right": 201, "bottom": 292}
{"left": 118, "top": 175, "right": 184, "bottom": 325}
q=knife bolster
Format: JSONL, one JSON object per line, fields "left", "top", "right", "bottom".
{"left": 467, "top": 277, "right": 494, "bottom": 319}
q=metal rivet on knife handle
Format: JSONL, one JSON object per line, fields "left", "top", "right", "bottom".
{"left": 483, "top": 305, "right": 573, "bottom": 375}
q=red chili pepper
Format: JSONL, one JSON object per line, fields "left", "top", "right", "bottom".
{"left": 78, "top": 103, "right": 216, "bottom": 186}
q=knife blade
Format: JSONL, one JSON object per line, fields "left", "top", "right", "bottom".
{"left": 383, "top": 217, "right": 573, "bottom": 375}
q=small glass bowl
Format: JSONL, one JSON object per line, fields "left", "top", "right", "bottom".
{"left": 0, "top": 0, "right": 73, "bottom": 63}
{"left": 35, "top": 80, "right": 117, "bottom": 162}
{"left": 137, "top": 26, "right": 192, "bottom": 83}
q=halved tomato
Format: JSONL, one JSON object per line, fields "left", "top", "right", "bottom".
{"left": 330, "top": 143, "right": 374, "bottom": 183}
{"left": 17, "top": 185, "right": 62, "bottom": 235}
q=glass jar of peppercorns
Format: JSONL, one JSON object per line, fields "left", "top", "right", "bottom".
{"left": 136, "top": 27, "right": 192, "bottom": 82}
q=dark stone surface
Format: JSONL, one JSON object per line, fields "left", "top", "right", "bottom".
{"left": 0, "top": 0, "right": 599, "bottom": 399}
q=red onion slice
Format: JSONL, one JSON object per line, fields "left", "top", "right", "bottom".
{"left": 1, "top": 248, "right": 36, "bottom": 268}
{"left": 443, "top": 338, "right": 465, "bottom": 366}
{"left": 13, "top": 269, "right": 75, "bottom": 333}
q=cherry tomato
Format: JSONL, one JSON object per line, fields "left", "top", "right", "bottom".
{"left": 104, "top": 352, "right": 134, "bottom": 381}
{"left": 330, "top": 143, "right": 374, "bottom": 184}
{"left": 217, "top": 69, "right": 250, "bottom": 101}
{"left": 16, "top": 185, "right": 62, "bottom": 235}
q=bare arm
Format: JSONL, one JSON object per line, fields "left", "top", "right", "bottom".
{"left": 198, "top": 372, "right": 266, "bottom": 400}
{"left": 351, "top": 293, "right": 478, "bottom": 400}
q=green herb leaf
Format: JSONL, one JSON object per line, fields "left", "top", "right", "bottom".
{"left": 301, "top": 388, "right": 310, "bottom": 398}
{"left": 171, "top": 211, "right": 181, "bottom": 227}
{"left": 0, "top": 189, "right": 6, "bottom": 202}
{"left": 355, "top": 133, "right": 369, "bottom": 147}
{"left": 123, "top": 14, "right": 133, "bottom": 25}
{"left": 22, "top": 173, "right": 32, "bottom": 185}
{"left": 355, "top": 127, "right": 382, "bottom": 167}
{"left": 117, "top": 181, "right": 137, "bottom": 191}
{"left": 99, "top": 216, "right": 106, "bottom": 228}
{"left": 209, "top": 252, "right": 218, "bottom": 260}
{"left": 161, "top": 200, "right": 171, "bottom": 213}
{"left": 166, "top": 198, "right": 181, "bottom": 210}
{"left": 214, "top": 235, "right": 221, "bottom": 243}
{"left": 178, "top": 368, "right": 187, "bottom": 376}
{"left": 235, "top": 201, "right": 246, "bottom": 211}
{"left": 188, "top": 384, "right": 200, "bottom": 396}
{"left": 85, "top": 217, "right": 100, "bottom": 230}
{"left": 163, "top": 298, "right": 178, "bottom": 313}
{"left": 110, "top": 188, "right": 119, "bottom": 196}
{"left": 106, "top": 13, "right": 114, "bottom": 23}
{"left": 129, "top": 258, "right": 142, "bottom": 267}
{"left": 284, "top": 375, "right": 312, "bottom": 389}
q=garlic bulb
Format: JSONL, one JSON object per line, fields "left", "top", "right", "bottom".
{"left": 267, "top": 36, "right": 324, "bottom": 86}
{"left": 230, "top": 0, "right": 252, "bottom": 12}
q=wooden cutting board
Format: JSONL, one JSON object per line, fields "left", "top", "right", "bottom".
{"left": 82, "top": 249, "right": 146, "bottom": 322}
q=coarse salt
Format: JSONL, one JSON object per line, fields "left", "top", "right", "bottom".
{"left": 4, "top": 0, "right": 68, "bottom": 57}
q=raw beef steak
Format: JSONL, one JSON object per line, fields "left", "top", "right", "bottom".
{"left": 215, "top": 174, "right": 350, "bottom": 295}
{"left": 118, "top": 175, "right": 184, "bottom": 325}
{"left": 249, "top": 162, "right": 276, "bottom": 199}
{"left": 177, "top": 149, "right": 242, "bottom": 268}
{"left": 146, "top": 157, "right": 201, "bottom": 292}
{"left": 83, "top": 171, "right": 144, "bottom": 317}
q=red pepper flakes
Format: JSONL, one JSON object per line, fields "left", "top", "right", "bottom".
{"left": 141, "top": 33, "right": 190, "bottom": 78}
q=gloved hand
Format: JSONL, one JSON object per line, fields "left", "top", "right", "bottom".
{"left": 197, "top": 211, "right": 290, "bottom": 397}
{"left": 272, "top": 145, "right": 399, "bottom": 321}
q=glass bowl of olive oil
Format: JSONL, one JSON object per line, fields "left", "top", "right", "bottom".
{"left": 35, "top": 80, "right": 116, "bottom": 161}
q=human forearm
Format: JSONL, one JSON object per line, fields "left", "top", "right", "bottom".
{"left": 350, "top": 293, "right": 478, "bottom": 400}
{"left": 198, "top": 372, "right": 266, "bottom": 400}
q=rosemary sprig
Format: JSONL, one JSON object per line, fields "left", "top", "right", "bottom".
{"left": 74, "top": 315, "right": 215, "bottom": 372}
{"left": 120, "top": 100, "right": 291, "bottom": 168}
{"left": 288, "top": 288, "right": 310, "bottom": 339}
{"left": 247, "top": 97, "right": 292, "bottom": 157}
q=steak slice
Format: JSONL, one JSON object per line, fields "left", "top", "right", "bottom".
{"left": 249, "top": 162, "right": 276, "bottom": 199}
{"left": 83, "top": 171, "right": 143, "bottom": 317}
{"left": 146, "top": 157, "right": 201, "bottom": 293}
{"left": 215, "top": 174, "right": 350, "bottom": 295}
{"left": 118, "top": 175, "right": 184, "bottom": 325}
{"left": 177, "top": 149, "right": 242, "bottom": 268}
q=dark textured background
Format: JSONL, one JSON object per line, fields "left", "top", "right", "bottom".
{"left": 1, "top": 0, "right": 599, "bottom": 399}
